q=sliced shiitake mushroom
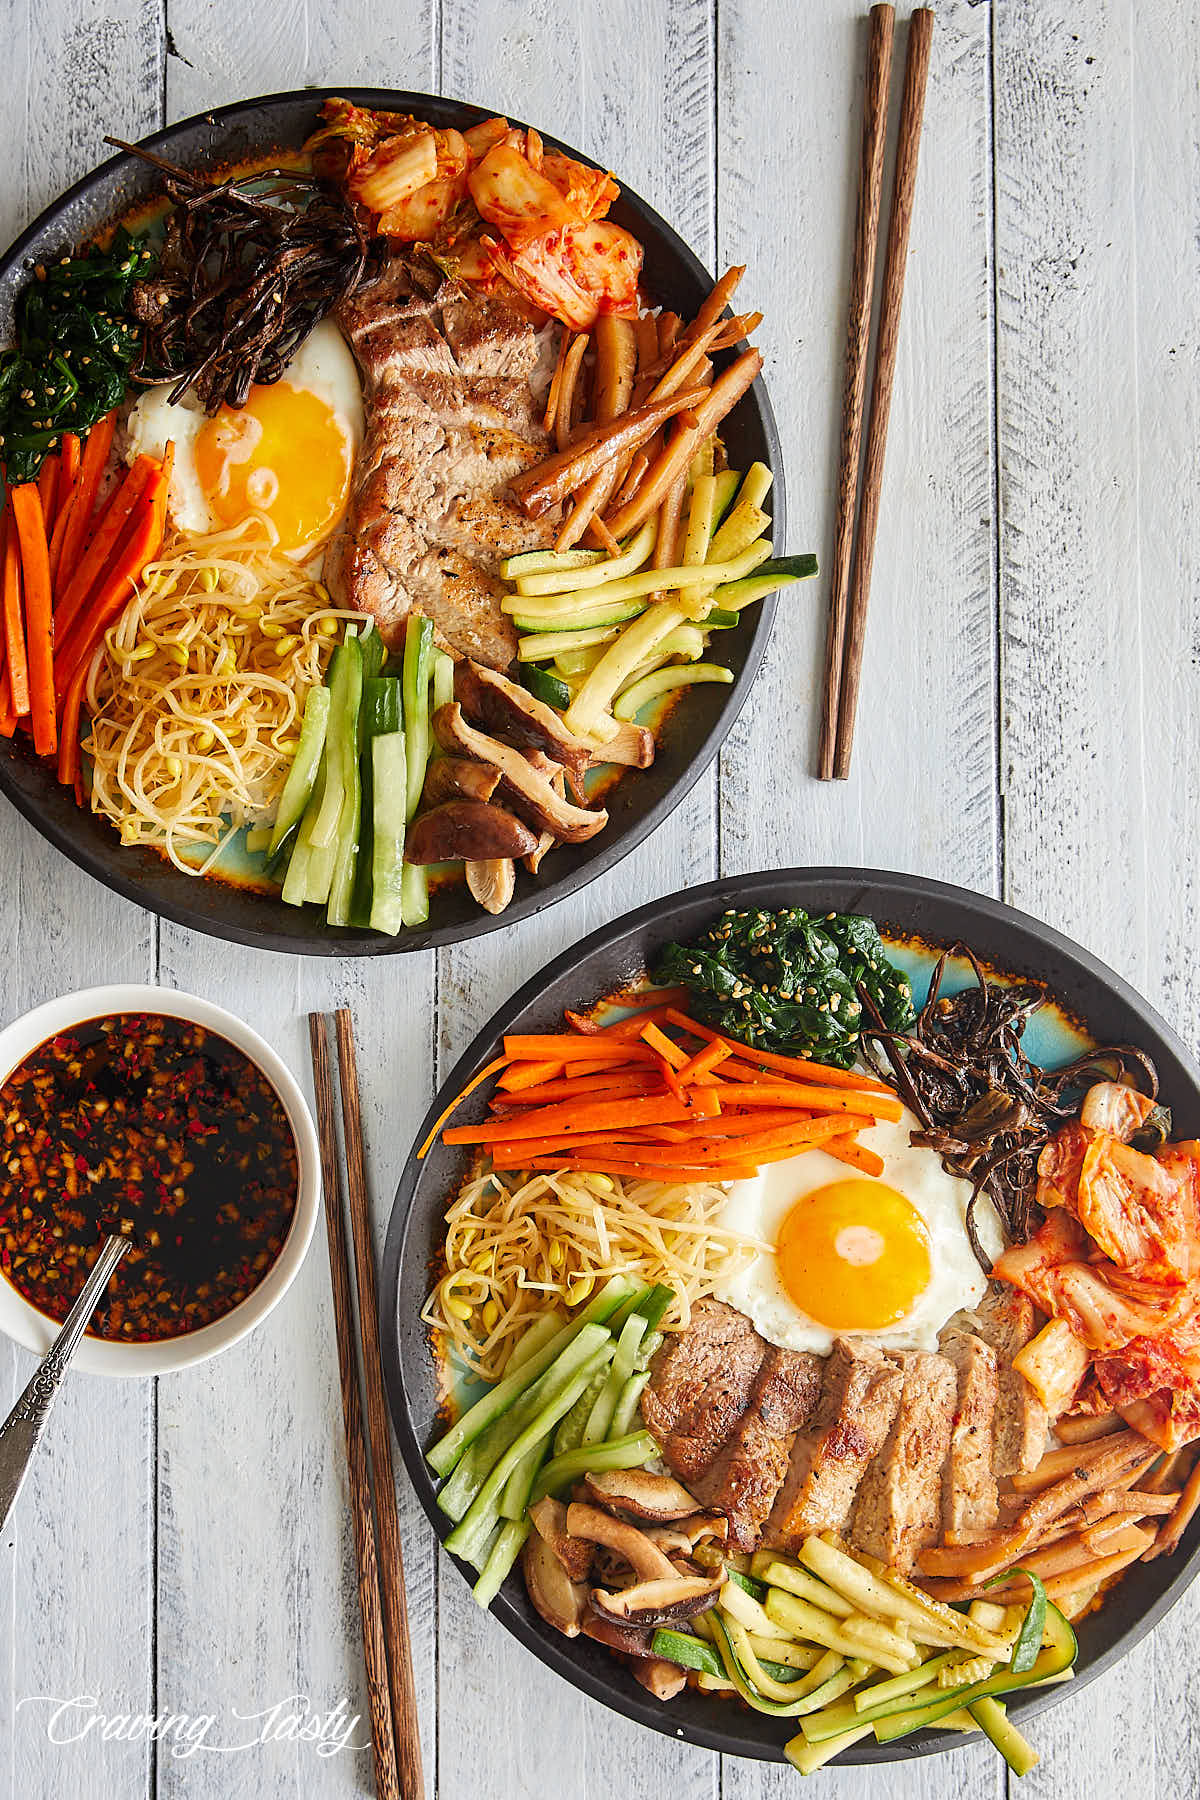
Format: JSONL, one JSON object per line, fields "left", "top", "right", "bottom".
{"left": 564, "top": 1503, "right": 679, "bottom": 1581}
{"left": 433, "top": 704, "right": 608, "bottom": 842}
{"left": 589, "top": 1573, "right": 721, "bottom": 1628}
{"left": 422, "top": 755, "right": 501, "bottom": 807}
{"left": 404, "top": 799, "right": 537, "bottom": 864}
{"left": 580, "top": 1614, "right": 656, "bottom": 1659}
{"left": 582, "top": 1468, "right": 702, "bottom": 1521}
{"left": 528, "top": 1496, "right": 593, "bottom": 1584}
{"left": 635, "top": 1657, "right": 689, "bottom": 1701}
{"left": 522, "top": 1529, "right": 587, "bottom": 1638}
{"left": 466, "top": 857, "right": 516, "bottom": 915}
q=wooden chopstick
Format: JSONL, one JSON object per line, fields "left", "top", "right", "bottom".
{"left": 817, "top": 2, "right": 896, "bottom": 780}
{"left": 831, "top": 6, "right": 934, "bottom": 779}
{"left": 334, "top": 1009, "right": 425, "bottom": 1800}
{"left": 307, "top": 1015, "right": 406, "bottom": 1800}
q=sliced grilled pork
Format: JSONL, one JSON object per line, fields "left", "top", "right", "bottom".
{"left": 690, "top": 1347, "right": 823, "bottom": 1551}
{"left": 642, "top": 1300, "right": 766, "bottom": 1486}
{"left": 850, "top": 1351, "right": 958, "bottom": 1576}
{"left": 974, "top": 1286, "right": 1050, "bottom": 1476}
{"left": 940, "top": 1328, "right": 1000, "bottom": 1537}
{"left": 764, "top": 1341, "right": 903, "bottom": 1550}
{"left": 327, "top": 255, "right": 559, "bottom": 668}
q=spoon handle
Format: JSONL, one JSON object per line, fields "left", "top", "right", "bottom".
{"left": 0, "top": 1234, "right": 129, "bottom": 1531}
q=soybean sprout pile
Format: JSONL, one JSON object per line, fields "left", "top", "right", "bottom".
{"left": 84, "top": 523, "right": 360, "bottom": 872}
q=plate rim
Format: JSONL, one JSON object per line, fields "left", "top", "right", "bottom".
{"left": 0, "top": 87, "right": 784, "bottom": 957}
{"left": 380, "top": 865, "right": 1200, "bottom": 1765}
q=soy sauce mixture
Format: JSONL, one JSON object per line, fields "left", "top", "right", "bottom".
{"left": 0, "top": 1012, "right": 298, "bottom": 1341}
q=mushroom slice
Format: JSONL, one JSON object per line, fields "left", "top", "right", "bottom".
{"left": 466, "top": 857, "right": 516, "bottom": 915}
{"left": 586, "top": 718, "right": 655, "bottom": 769}
{"left": 589, "top": 1573, "right": 721, "bottom": 1628}
{"left": 524, "top": 761, "right": 566, "bottom": 874}
{"left": 522, "top": 1529, "right": 587, "bottom": 1638}
{"left": 404, "top": 800, "right": 538, "bottom": 864}
{"left": 643, "top": 1515, "right": 729, "bottom": 1557}
{"left": 564, "top": 1503, "right": 680, "bottom": 1581}
{"left": 529, "top": 1496, "right": 594, "bottom": 1583}
{"left": 580, "top": 1614, "right": 656, "bottom": 1659}
{"left": 455, "top": 659, "right": 592, "bottom": 779}
{"left": 423, "top": 755, "right": 502, "bottom": 807}
{"left": 582, "top": 1468, "right": 703, "bottom": 1521}
{"left": 433, "top": 703, "right": 609, "bottom": 843}
{"left": 635, "top": 1657, "right": 688, "bottom": 1701}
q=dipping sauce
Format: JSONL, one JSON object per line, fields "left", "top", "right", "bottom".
{"left": 0, "top": 1012, "right": 298, "bottom": 1341}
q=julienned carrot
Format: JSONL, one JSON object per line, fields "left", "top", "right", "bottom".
{"left": 0, "top": 664, "right": 14, "bottom": 737}
{"left": 653, "top": 1109, "right": 812, "bottom": 1141}
{"left": 1, "top": 516, "right": 29, "bottom": 717}
{"left": 503, "top": 1035, "right": 658, "bottom": 1063}
{"left": 824, "top": 1135, "right": 885, "bottom": 1177}
{"left": 496, "top": 1059, "right": 563, "bottom": 1093}
{"left": 563, "top": 991, "right": 692, "bottom": 1038}
{"left": 640, "top": 1021, "right": 689, "bottom": 1069}
{"left": 9, "top": 485, "right": 56, "bottom": 757}
{"left": 494, "top": 1073, "right": 661, "bottom": 1107}
{"left": 36, "top": 454, "right": 59, "bottom": 526}
{"left": 57, "top": 659, "right": 88, "bottom": 787}
{"left": 684, "top": 1114, "right": 875, "bottom": 1160}
{"left": 525, "top": 1156, "right": 758, "bottom": 1182}
{"left": 54, "top": 411, "right": 116, "bottom": 599}
{"left": 675, "top": 1038, "right": 733, "bottom": 1085}
{"left": 53, "top": 452, "right": 156, "bottom": 643}
{"left": 417, "top": 1055, "right": 509, "bottom": 1158}
{"left": 703, "top": 1082, "right": 898, "bottom": 1119}
{"left": 443, "top": 1090, "right": 721, "bottom": 1146}
{"left": 662, "top": 1009, "right": 900, "bottom": 1097}
{"left": 54, "top": 484, "right": 165, "bottom": 700}
{"left": 56, "top": 434, "right": 81, "bottom": 512}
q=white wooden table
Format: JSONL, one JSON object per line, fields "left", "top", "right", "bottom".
{"left": 2, "top": 1, "right": 1197, "bottom": 1794}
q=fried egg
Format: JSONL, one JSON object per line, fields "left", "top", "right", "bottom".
{"left": 714, "top": 1105, "right": 1005, "bottom": 1355}
{"left": 126, "top": 319, "right": 364, "bottom": 557}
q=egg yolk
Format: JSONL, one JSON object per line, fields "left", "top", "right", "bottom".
{"left": 194, "top": 382, "right": 353, "bottom": 554}
{"left": 776, "top": 1179, "right": 931, "bottom": 1331}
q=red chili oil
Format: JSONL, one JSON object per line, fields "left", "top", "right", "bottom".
{"left": 0, "top": 1012, "right": 298, "bottom": 1342}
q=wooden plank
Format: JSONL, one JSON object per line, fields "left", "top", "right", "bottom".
{"left": 0, "top": 8, "right": 161, "bottom": 1797}
{"left": 995, "top": 1, "right": 1200, "bottom": 1793}
{"left": 718, "top": 3, "right": 999, "bottom": 1797}
{"left": 435, "top": 0, "right": 719, "bottom": 1794}
{"left": 717, "top": 0, "right": 998, "bottom": 900}
{"left": 153, "top": 9, "right": 439, "bottom": 1798}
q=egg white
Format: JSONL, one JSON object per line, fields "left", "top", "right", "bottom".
{"left": 714, "top": 1104, "right": 1005, "bottom": 1356}
{"left": 125, "top": 318, "right": 364, "bottom": 551}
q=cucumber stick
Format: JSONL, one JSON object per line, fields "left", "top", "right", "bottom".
{"left": 268, "top": 685, "right": 330, "bottom": 858}
{"left": 368, "top": 731, "right": 408, "bottom": 936}
{"left": 325, "top": 635, "right": 365, "bottom": 927}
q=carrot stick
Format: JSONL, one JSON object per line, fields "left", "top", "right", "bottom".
{"left": 416, "top": 1055, "right": 509, "bottom": 1158}
{"left": 54, "top": 411, "right": 116, "bottom": 598}
{"left": 640, "top": 1021, "right": 688, "bottom": 1069}
{"left": 9, "top": 485, "right": 56, "bottom": 756}
{"left": 57, "top": 658, "right": 88, "bottom": 788}
{"left": 53, "top": 453, "right": 156, "bottom": 643}
{"left": 493, "top": 1073, "right": 661, "bottom": 1106}
{"left": 565, "top": 991, "right": 692, "bottom": 1036}
{"left": 702, "top": 1081, "right": 898, "bottom": 1119}
{"left": 1, "top": 515, "right": 29, "bottom": 718}
{"left": 0, "top": 664, "right": 14, "bottom": 737}
{"left": 652, "top": 1109, "right": 804, "bottom": 1140}
{"left": 522, "top": 1155, "right": 757, "bottom": 1182}
{"left": 443, "top": 1091, "right": 719, "bottom": 1146}
{"left": 36, "top": 455, "right": 59, "bottom": 527}
{"left": 56, "top": 433, "right": 81, "bottom": 516}
{"left": 503, "top": 1035, "right": 658, "bottom": 1063}
{"left": 823, "top": 1136, "right": 885, "bottom": 1177}
{"left": 676, "top": 1039, "right": 732, "bottom": 1086}
{"left": 662, "top": 1010, "right": 899, "bottom": 1096}
{"left": 48, "top": 487, "right": 78, "bottom": 588}
{"left": 53, "top": 486, "right": 165, "bottom": 700}
{"left": 496, "top": 1059, "right": 563, "bottom": 1093}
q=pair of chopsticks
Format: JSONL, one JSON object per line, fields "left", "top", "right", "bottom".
{"left": 308, "top": 1010, "right": 424, "bottom": 1800}
{"left": 818, "top": 4, "right": 935, "bottom": 780}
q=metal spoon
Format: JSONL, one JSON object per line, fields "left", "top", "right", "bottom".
{"left": 0, "top": 1233, "right": 130, "bottom": 1532}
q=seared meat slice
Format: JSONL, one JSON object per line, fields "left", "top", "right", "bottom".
{"left": 642, "top": 1300, "right": 766, "bottom": 1486}
{"left": 327, "top": 254, "right": 559, "bottom": 669}
{"left": 850, "top": 1351, "right": 958, "bottom": 1576}
{"left": 691, "top": 1347, "right": 823, "bottom": 1551}
{"left": 974, "top": 1285, "right": 1050, "bottom": 1476}
{"left": 940, "top": 1329, "right": 1000, "bottom": 1537}
{"left": 764, "top": 1341, "right": 903, "bottom": 1550}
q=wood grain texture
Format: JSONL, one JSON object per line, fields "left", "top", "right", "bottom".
{"left": 0, "top": 0, "right": 1196, "bottom": 1793}
{"left": 994, "top": 3, "right": 1200, "bottom": 1795}
{"left": 716, "top": 0, "right": 999, "bottom": 897}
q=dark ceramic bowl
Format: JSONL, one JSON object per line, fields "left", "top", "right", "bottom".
{"left": 0, "top": 90, "right": 783, "bottom": 955}
{"left": 382, "top": 868, "right": 1200, "bottom": 1765}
